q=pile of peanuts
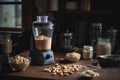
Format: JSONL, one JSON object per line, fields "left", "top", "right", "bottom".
{"left": 11, "top": 55, "right": 30, "bottom": 65}
{"left": 10, "top": 55, "right": 30, "bottom": 71}
{"left": 43, "top": 63, "right": 83, "bottom": 76}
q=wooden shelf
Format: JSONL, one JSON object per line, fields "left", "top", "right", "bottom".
{"left": 0, "top": 28, "right": 24, "bottom": 34}
{"left": 48, "top": 11, "right": 120, "bottom": 15}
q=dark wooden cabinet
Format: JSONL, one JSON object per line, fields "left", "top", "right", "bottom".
{"left": 31, "top": 0, "right": 120, "bottom": 52}
{"left": 46, "top": 0, "right": 120, "bottom": 51}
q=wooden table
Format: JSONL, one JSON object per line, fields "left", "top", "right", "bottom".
{"left": 0, "top": 51, "right": 120, "bottom": 80}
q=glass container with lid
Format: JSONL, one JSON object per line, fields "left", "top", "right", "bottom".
{"left": 61, "top": 30, "right": 73, "bottom": 49}
{"left": 33, "top": 16, "right": 54, "bottom": 50}
{"left": 83, "top": 45, "right": 93, "bottom": 59}
{"left": 0, "top": 33, "right": 12, "bottom": 55}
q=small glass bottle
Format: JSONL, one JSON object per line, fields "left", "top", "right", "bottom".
{"left": 0, "top": 33, "right": 12, "bottom": 55}
{"left": 82, "top": 45, "right": 93, "bottom": 59}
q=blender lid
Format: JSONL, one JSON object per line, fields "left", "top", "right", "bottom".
{"left": 33, "top": 16, "right": 54, "bottom": 27}
{"left": 33, "top": 20, "right": 54, "bottom": 27}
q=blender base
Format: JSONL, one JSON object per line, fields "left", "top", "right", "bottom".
{"left": 30, "top": 49, "right": 55, "bottom": 65}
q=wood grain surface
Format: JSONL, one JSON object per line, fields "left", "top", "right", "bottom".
{"left": 1, "top": 51, "right": 120, "bottom": 80}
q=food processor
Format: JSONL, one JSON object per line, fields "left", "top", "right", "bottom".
{"left": 30, "top": 16, "right": 54, "bottom": 65}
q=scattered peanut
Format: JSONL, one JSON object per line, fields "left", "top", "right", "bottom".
{"left": 43, "top": 63, "right": 82, "bottom": 76}
{"left": 82, "top": 70, "right": 100, "bottom": 77}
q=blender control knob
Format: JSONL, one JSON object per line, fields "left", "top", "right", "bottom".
{"left": 45, "top": 55, "right": 51, "bottom": 59}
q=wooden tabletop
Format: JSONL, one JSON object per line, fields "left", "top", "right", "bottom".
{"left": 1, "top": 51, "right": 120, "bottom": 80}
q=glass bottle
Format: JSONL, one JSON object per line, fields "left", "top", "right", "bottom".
{"left": 0, "top": 33, "right": 12, "bottom": 55}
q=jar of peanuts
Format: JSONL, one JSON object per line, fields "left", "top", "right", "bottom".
{"left": 82, "top": 45, "right": 93, "bottom": 59}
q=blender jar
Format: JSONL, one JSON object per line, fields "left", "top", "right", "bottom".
{"left": 33, "top": 16, "right": 54, "bottom": 51}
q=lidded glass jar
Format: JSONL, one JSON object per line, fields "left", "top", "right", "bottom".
{"left": 82, "top": 45, "right": 93, "bottom": 59}
{"left": 0, "top": 33, "right": 12, "bottom": 55}
{"left": 61, "top": 30, "right": 73, "bottom": 49}
{"left": 33, "top": 16, "right": 54, "bottom": 50}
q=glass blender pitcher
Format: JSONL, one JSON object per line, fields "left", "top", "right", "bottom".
{"left": 33, "top": 16, "right": 53, "bottom": 50}
{"left": 30, "top": 16, "right": 54, "bottom": 65}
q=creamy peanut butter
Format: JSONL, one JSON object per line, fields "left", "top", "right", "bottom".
{"left": 35, "top": 35, "right": 52, "bottom": 50}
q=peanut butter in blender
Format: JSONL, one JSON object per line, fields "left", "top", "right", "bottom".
{"left": 35, "top": 35, "right": 52, "bottom": 50}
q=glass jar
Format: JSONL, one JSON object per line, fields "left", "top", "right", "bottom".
{"left": 0, "top": 33, "right": 12, "bottom": 55}
{"left": 96, "top": 38, "right": 111, "bottom": 56}
{"left": 61, "top": 30, "right": 73, "bottom": 49}
{"left": 82, "top": 45, "right": 93, "bottom": 59}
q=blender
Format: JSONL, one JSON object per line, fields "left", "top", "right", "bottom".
{"left": 30, "top": 16, "right": 54, "bottom": 65}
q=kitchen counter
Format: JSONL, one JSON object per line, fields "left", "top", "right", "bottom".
{"left": 0, "top": 51, "right": 120, "bottom": 80}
